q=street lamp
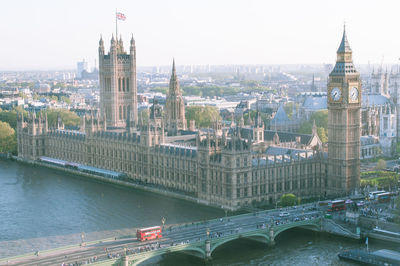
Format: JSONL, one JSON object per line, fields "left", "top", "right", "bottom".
{"left": 206, "top": 228, "right": 210, "bottom": 240}
{"left": 161, "top": 217, "right": 166, "bottom": 230}
{"left": 275, "top": 200, "right": 280, "bottom": 210}
{"left": 81, "top": 232, "right": 85, "bottom": 247}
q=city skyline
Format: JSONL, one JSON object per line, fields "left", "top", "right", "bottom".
{"left": 1, "top": 0, "right": 400, "bottom": 70}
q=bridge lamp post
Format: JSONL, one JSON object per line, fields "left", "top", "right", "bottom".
{"left": 275, "top": 200, "right": 280, "bottom": 210}
{"left": 161, "top": 217, "right": 166, "bottom": 231}
{"left": 206, "top": 228, "right": 210, "bottom": 240}
{"left": 81, "top": 232, "right": 85, "bottom": 246}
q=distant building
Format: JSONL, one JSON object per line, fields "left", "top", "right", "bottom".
{"left": 361, "top": 64, "right": 400, "bottom": 156}
{"left": 360, "top": 136, "right": 380, "bottom": 159}
{"left": 300, "top": 93, "right": 327, "bottom": 120}
{"left": 80, "top": 68, "right": 99, "bottom": 80}
{"left": 76, "top": 59, "right": 89, "bottom": 79}
{"left": 270, "top": 104, "right": 300, "bottom": 132}
{"left": 34, "top": 83, "right": 51, "bottom": 94}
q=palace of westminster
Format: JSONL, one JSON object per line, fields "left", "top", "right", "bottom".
{"left": 16, "top": 29, "right": 362, "bottom": 210}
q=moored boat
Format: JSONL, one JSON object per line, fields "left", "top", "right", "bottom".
{"left": 338, "top": 249, "right": 400, "bottom": 266}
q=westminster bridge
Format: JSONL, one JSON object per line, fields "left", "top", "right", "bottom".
{"left": 0, "top": 205, "right": 360, "bottom": 266}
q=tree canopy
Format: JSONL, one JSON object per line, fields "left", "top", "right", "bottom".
{"left": 0, "top": 107, "right": 80, "bottom": 129}
{"left": 138, "top": 109, "right": 149, "bottom": 122}
{"left": 298, "top": 110, "right": 328, "bottom": 143}
{"left": 375, "top": 159, "right": 387, "bottom": 170}
{"left": 280, "top": 193, "right": 297, "bottom": 207}
{"left": 149, "top": 85, "right": 275, "bottom": 98}
{"left": 394, "top": 197, "right": 400, "bottom": 224}
{"left": 0, "top": 121, "right": 17, "bottom": 154}
{"left": 284, "top": 102, "right": 297, "bottom": 118}
{"left": 185, "top": 106, "right": 221, "bottom": 128}
{"left": 0, "top": 106, "right": 27, "bottom": 129}
{"left": 45, "top": 109, "right": 80, "bottom": 128}
{"left": 360, "top": 170, "right": 399, "bottom": 190}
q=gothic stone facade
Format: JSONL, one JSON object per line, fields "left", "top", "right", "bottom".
{"left": 17, "top": 32, "right": 359, "bottom": 209}
{"left": 327, "top": 27, "right": 361, "bottom": 195}
{"left": 17, "top": 112, "right": 326, "bottom": 209}
{"left": 99, "top": 35, "right": 138, "bottom": 128}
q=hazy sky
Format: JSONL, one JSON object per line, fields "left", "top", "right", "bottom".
{"left": 1, "top": 0, "right": 400, "bottom": 70}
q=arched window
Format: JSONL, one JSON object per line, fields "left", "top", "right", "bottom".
{"left": 126, "top": 78, "right": 129, "bottom": 92}
{"left": 123, "top": 106, "right": 126, "bottom": 120}
{"left": 119, "top": 106, "right": 122, "bottom": 120}
{"left": 122, "top": 78, "right": 126, "bottom": 92}
{"left": 118, "top": 78, "right": 121, "bottom": 92}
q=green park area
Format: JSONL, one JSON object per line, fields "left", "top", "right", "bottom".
{"left": 360, "top": 170, "right": 400, "bottom": 191}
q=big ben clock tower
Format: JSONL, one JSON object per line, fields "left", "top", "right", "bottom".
{"left": 327, "top": 26, "right": 361, "bottom": 196}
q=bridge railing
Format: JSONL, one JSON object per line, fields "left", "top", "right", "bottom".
{"left": 165, "top": 207, "right": 298, "bottom": 232}
{"left": 85, "top": 217, "right": 323, "bottom": 266}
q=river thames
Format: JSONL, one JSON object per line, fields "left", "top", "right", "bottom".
{"left": 0, "top": 159, "right": 394, "bottom": 265}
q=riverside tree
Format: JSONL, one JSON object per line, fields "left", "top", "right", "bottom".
{"left": 0, "top": 121, "right": 17, "bottom": 154}
{"left": 280, "top": 193, "right": 297, "bottom": 207}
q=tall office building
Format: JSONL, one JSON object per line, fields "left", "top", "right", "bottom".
{"left": 76, "top": 59, "right": 89, "bottom": 78}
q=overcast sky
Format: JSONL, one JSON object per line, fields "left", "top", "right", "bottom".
{"left": 1, "top": 0, "right": 399, "bottom": 70}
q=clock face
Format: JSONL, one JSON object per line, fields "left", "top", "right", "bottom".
{"left": 330, "top": 87, "right": 341, "bottom": 101}
{"left": 350, "top": 87, "right": 359, "bottom": 102}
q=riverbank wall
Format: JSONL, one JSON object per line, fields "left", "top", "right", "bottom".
{"left": 7, "top": 156, "right": 235, "bottom": 211}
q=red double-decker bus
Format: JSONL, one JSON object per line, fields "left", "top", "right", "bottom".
{"left": 136, "top": 226, "right": 162, "bottom": 241}
{"left": 328, "top": 200, "right": 346, "bottom": 212}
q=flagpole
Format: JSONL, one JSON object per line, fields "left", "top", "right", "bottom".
{"left": 115, "top": 9, "right": 118, "bottom": 39}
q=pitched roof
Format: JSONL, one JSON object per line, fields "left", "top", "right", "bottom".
{"left": 264, "top": 130, "right": 313, "bottom": 145}
{"left": 265, "top": 146, "right": 312, "bottom": 157}
{"left": 362, "top": 94, "right": 391, "bottom": 106}
{"left": 271, "top": 105, "right": 290, "bottom": 125}
{"left": 302, "top": 96, "right": 327, "bottom": 110}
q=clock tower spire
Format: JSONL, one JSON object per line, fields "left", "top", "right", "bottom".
{"left": 327, "top": 26, "right": 361, "bottom": 196}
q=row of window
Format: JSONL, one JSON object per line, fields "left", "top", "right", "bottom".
{"left": 118, "top": 105, "right": 130, "bottom": 120}
{"left": 103, "top": 77, "right": 131, "bottom": 92}
{"left": 236, "top": 178, "right": 318, "bottom": 198}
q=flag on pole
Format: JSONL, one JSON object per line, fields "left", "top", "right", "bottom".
{"left": 116, "top": 12, "right": 126, "bottom": 21}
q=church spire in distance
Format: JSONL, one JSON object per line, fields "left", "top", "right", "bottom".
{"left": 169, "top": 58, "right": 180, "bottom": 95}
{"left": 165, "top": 59, "right": 186, "bottom": 135}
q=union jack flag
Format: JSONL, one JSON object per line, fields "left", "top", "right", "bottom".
{"left": 116, "top": 12, "right": 126, "bottom": 21}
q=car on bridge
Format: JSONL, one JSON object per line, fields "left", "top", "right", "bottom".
{"left": 279, "top": 212, "right": 290, "bottom": 217}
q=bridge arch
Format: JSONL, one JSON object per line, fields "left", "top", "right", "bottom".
{"left": 273, "top": 221, "right": 320, "bottom": 239}
{"left": 133, "top": 246, "right": 206, "bottom": 266}
{"left": 210, "top": 232, "right": 270, "bottom": 255}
